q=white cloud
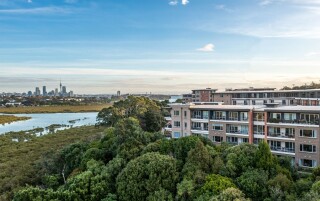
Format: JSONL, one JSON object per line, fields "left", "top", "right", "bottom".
{"left": 27, "top": 0, "right": 32, "bottom": 3}
{"left": 169, "top": 0, "right": 178, "bottom": 6}
{"left": 197, "top": 43, "right": 215, "bottom": 52}
{"left": 215, "top": 4, "right": 225, "bottom": 10}
{"left": 182, "top": 0, "right": 189, "bottom": 5}
{"left": 306, "top": 52, "right": 320, "bottom": 57}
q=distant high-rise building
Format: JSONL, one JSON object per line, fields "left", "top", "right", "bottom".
{"left": 35, "top": 87, "right": 41, "bottom": 96}
{"left": 117, "top": 90, "right": 121, "bottom": 97}
{"left": 69, "top": 91, "right": 74, "bottom": 97}
{"left": 27, "top": 91, "right": 33, "bottom": 96}
{"left": 60, "top": 80, "right": 62, "bottom": 93}
{"left": 55, "top": 88, "right": 59, "bottom": 96}
{"left": 62, "top": 86, "right": 67, "bottom": 95}
{"left": 43, "top": 86, "right": 47, "bottom": 96}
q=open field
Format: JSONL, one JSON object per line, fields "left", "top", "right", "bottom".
{"left": 0, "top": 104, "right": 111, "bottom": 114}
{"left": 0, "top": 115, "right": 31, "bottom": 125}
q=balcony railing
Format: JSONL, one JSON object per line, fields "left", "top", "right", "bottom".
{"left": 227, "top": 130, "right": 249, "bottom": 135}
{"left": 268, "top": 133, "right": 295, "bottom": 138}
{"left": 212, "top": 116, "right": 227, "bottom": 120}
{"left": 191, "top": 127, "right": 202, "bottom": 130}
{"left": 270, "top": 146, "right": 295, "bottom": 153}
{"left": 268, "top": 118, "right": 319, "bottom": 125}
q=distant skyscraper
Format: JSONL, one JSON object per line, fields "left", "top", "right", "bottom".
{"left": 69, "top": 91, "right": 74, "bottom": 97}
{"left": 27, "top": 91, "right": 32, "bottom": 96}
{"left": 60, "top": 80, "right": 62, "bottom": 93}
{"left": 117, "top": 90, "right": 121, "bottom": 97}
{"left": 55, "top": 88, "right": 58, "bottom": 96}
{"left": 35, "top": 87, "right": 41, "bottom": 96}
{"left": 62, "top": 86, "right": 67, "bottom": 95}
{"left": 43, "top": 86, "right": 47, "bottom": 96}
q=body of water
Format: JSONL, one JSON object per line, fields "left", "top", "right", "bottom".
{"left": 0, "top": 112, "right": 98, "bottom": 135}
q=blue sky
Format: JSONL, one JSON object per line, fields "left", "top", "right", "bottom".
{"left": 1, "top": 0, "right": 320, "bottom": 94}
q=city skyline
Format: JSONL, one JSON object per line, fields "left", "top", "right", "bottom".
{"left": 1, "top": 0, "right": 320, "bottom": 93}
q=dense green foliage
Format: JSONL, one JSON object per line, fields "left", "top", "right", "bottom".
{"left": 9, "top": 117, "right": 320, "bottom": 201}
{"left": 97, "top": 96, "right": 166, "bottom": 132}
{"left": 0, "top": 126, "right": 105, "bottom": 200}
{"left": 282, "top": 81, "right": 320, "bottom": 90}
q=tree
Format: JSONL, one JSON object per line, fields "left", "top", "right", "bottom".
{"left": 200, "top": 174, "right": 236, "bottom": 196}
{"left": 116, "top": 152, "right": 178, "bottom": 201}
{"left": 211, "top": 187, "right": 250, "bottom": 201}
{"left": 236, "top": 169, "right": 269, "bottom": 201}
{"left": 255, "top": 141, "right": 276, "bottom": 174}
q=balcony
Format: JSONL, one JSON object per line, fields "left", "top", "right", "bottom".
{"left": 268, "top": 118, "right": 319, "bottom": 125}
{"left": 268, "top": 133, "right": 295, "bottom": 139}
{"left": 212, "top": 116, "right": 226, "bottom": 120}
{"left": 227, "top": 130, "right": 249, "bottom": 135}
{"left": 270, "top": 146, "right": 295, "bottom": 153}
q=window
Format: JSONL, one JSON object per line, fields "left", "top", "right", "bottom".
{"left": 300, "top": 114, "right": 319, "bottom": 124}
{"left": 184, "top": 122, "right": 187, "bottom": 129}
{"left": 254, "top": 138, "right": 264, "bottom": 145}
{"left": 254, "top": 125, "right": 264, "bottom": 135}
{"left": 285, "top": 128, "right": 295, "bottom": 138}
{"left": 271, "top": 113, "right": 281, "bottom": 119}
{"left": 300, "top": 144, "right": 316, "bottom": 153}
{"left": 192, "top": 122, "right": 201, "bottom": 129}
{"left": 254, "top": 112, "right": 264, "bottom": 121}
{"left": 300, "top": 159, "right": 317, "bottom": 168}
{"left": 240, "top": 112, "right": 248, "bottom": 121}
{"left": 173, "top": 132, "right": 181, "bottom": 138}
{"left": 173, "top": 121, "right": 180, "bottom": 127}
{"left": 213, "top": 111, "right": 226, "bottom": 120}
{"left": 229, "top": 112, "right": 238, "bottom": 121}
{"left": 204, "top": 123, "right": 209, "bottom": 131}
{"left": 227, "top": 136, "right": 238, "bottom": 143}
{"left": 284, "top": 113, "right": 296, "bottom": 121}
{"left": 285, "top": 142, "right": 295, "bottom": 152}
{"left": 213, "top": 124, "right": 223, "bottom": 131}
{"left": 203, "top": 111, "right": 209, "bottom": 119}
{"left": 268, "top": 127, "right": 281, "bottom": 136}
{"left": 228, "top": 125, "right": 239, "bottom": 133}
{"left": 184, "top": 111, "right": 187, "bottom": 117}
{"left": 213, "top": 136, "right": 223, "bottom": 142}
{"left": 192, "top": 111, "right": 201, "bottom": 119}
{"left": 174, "top": 110, "right": 180, "bottom": 116}
{"left": 242, "top": 138, "right": 249, "bottom": 143}
{"left": 300, "top": 129, "right": 317, "bottom": 138}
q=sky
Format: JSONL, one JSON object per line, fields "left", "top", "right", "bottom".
{"left": 1, "top": 0, "right": 320, "bottom": 94}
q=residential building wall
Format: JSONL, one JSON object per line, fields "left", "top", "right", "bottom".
{"left": 169, "top": 103, "right": 320, "bottom": 168}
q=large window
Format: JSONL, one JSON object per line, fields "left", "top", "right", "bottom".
{"left": 203, "top": 123, "right": 209, "bottom": 131}
{"left": 254, "top": 125, "right": 265, "bottom": 135}
{"left": 174, "top": 110, "right": 180, "bottom": 116}
{"left": 269, "top": 140, "right": 281, "bottom": 150}
{"left": 271, "top": 113, "right": 281, "bottom": 120}
{"left": 284, "top": 113, "right": 296, "bottom": 121}
{"left": 300, "top": 114, "right": 319, "bottom": 124}
{"left": 254, "top": 112, "right": 264, "bottom": 121}
{"left": 300, "top": 129, "right": 317, "bottom": 138}
{"left": 213, "top": 136, "right": 223, "bottom": 142}
{"left": 300, "top": 159, "right": 317, "bottom": 168}
{"left": 213, "top": 111, "right": 226, "bottom": 120}
{"left": 240, "top": 112, "right": 248, "bottom": 121}
{"left": 192, "top": 111, "right": 201, "bottom": 119}
{"left": 173, "top": 121, "right": 180, "bottom": 127}
{"left": 300, "top": 144, "right": 316, "bottom": 153}
{"left": 285, "top": 142, "right": 295, "bottom": 152}
{"left": 173, "top": 132, "right": 181, "bottom": 138}
{"left": 213, "top": 124, "right": 223, "bottom": 131}
{"left": 203, "top": 111, "right": 209, "bottom": 119}
{"left": 268, "top": 127, "right": 281, "bottom": 136}
{"left": 229, "top": 112, "right": 238, "bottom": 121}
{"left": 286, "top": 128, "right": 295, "bottom": 138}
{"left": 192, "top": 122, "right": 201, "bottom": 130}
{"left": 227, "top": 137, "right": 238, "bottom": 144}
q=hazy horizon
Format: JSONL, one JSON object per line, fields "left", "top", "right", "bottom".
{"left": 1, "top": 0, "right": 320, "bottom": 94}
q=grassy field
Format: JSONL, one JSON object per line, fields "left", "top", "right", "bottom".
{"left": 0, "top": 115, "right": 31, "bottom": 125}
{"left": 0, "top": 126, "right": 106, "bottom": 200}
{"left": 0, "top": 104, "right": 111, "bottom": 114}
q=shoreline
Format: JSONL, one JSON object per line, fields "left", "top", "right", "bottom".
{"left": 0, "top": 104, "right": 110, "bottom": 114}
{"left": 0, "top": 115, "right": 31, "bottom": 125}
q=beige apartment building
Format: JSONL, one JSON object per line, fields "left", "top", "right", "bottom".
{"left": 169, "top": 103, "right": 320, "bottom": 168}
{"left": 186, "top": 88, "right": 320, "bottom": 106}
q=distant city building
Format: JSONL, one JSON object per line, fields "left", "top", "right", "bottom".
{"left": 55, "top": 88, "right": 59, "bottom": 96}
{"left": 117, "top": 91, "right": 121, "bottom": 97}
{"left": 192, "top": 88, "right": 217, "bottom": 102}
{"left": 69, "top": 91, "right": 74, "bottom": 97}
{"left": 35, "top": 87, "right": 41, "bottom": 96}
{"left": 62, "top": 86, "right": 67, "bottom": 95}
{"left": 43, "top": 86, "right": 47, "bottom": 96}
{"left": 27, "top": 91, "right": 33, "bottom": 96}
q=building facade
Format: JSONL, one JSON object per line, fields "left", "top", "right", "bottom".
{"left": 192, "top": 88, "right": 217, "bottom": 102}
{"left": 170, "top": 103, "right": 320, "bottom": 168}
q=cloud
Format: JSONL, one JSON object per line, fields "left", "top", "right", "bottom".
{"left": 197, "top": 43, "right": 215, "bottom": 52}
{"left": 260, "top": 0, "right": 273, "bottom": 6}
{"left": 0, "top": 6, "right": 73, "bottom": 14}
{"left": 181, "top": 0, "right": 189, "bottom": 5}
{"left": 169, "top": 0, "right": 178, "bottom": 6}
{"left": 305, "top": 52, "right": 320, "bottom": 57}
{"left": 215, "top": 4, "right": 225, "bottom": 10}
{"left": 27, "top": 0, "right": 32, "bottom": 3}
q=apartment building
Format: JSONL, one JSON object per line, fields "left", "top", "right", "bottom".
{"left": 212, "top": 88, "right": 320, "bottom": 106}
{"left": 192, "top": 88, "right": 217, "bottom": 102}
{"left": 170, "top": 103, "right": 320, "bottom": 168}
